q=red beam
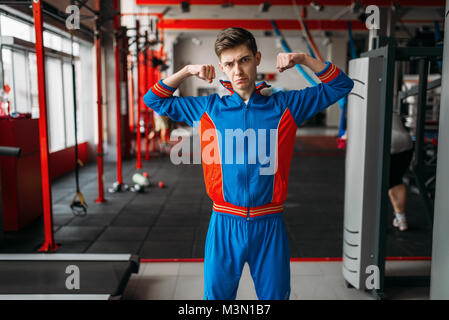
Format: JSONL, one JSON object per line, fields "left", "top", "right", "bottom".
{"left": 159, "top": 19, "right": 368, "bottom": 30}
{"left": 136, "top": 0, "right": 446, "bottom": 7}
{"left": 158, "top": 19, "right": 441, "bottom": 30}
{"left": 32, "top": 0, "right": 57, "bottom": 252}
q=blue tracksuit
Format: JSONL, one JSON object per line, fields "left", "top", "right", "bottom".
{"left": 143, "top": 61, "right": 354, "bottom": 299}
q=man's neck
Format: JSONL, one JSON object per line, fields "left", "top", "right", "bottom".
{"left": 234, "top": 83, "right": 256, "bottom": 101}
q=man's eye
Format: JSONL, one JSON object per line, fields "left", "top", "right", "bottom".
{"left": 242, "top": 58, "right": 249, "bottom": 62}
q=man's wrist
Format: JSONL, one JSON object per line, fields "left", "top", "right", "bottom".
{"left": 293, "top": 53, "right": 308, "bottom": 65}
{"left": 184, "top": 65, "right": 194, "bottom": 77}
{"left": 302, "top": 54, "right": 327, "bottom": 74}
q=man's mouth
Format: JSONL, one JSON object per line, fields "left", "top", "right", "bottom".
{"left": 235, "top": 78, "right": 247, "bottom": 83}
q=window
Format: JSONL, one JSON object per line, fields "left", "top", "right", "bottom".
{"left": 12, "top": 50, "right": 30, "bottom": 113}
{"left": 0, "top": 13, "right": 83, "bottom": 152}
{"left": 45, "top": 57, "right": 65, "bottom": 151}
{"left": 0, "top": 14, "right": 32, "bottom": 42}
{"left": 63, "top": 61, "right": 75, "bottom": 147}
{"left": 1, "top": 48, "right": 15, "bottom": 112}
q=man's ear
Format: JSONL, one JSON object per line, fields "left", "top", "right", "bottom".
{"left": 218, "top": 62, "right": 224, "bottom": 73}
{"left": 256, "top": 51, "right": 261, "bottom": 66}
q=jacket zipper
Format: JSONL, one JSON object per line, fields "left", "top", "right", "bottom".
{"left": 244, "top": 98, "right": 250, "bottom": 221}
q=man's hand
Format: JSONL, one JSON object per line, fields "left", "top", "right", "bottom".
{"left": 188, "top": 64, "right": 216, "bottom": 83}
{"left": 276, "top": 53, "right": 308, "bottom": 72}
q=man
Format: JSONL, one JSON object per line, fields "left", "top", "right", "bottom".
{"left": 143, "top": 27, "right": 354, "bottom": 300}
{"left": 388, "top": 111, "right": 414, "bottom": 231}
{"left": 149, "top": 111, "right": 170, "bottom": 153}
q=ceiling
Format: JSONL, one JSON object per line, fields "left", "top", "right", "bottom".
{"left": 127, "top": 0, "right": 445, "bottom": 36}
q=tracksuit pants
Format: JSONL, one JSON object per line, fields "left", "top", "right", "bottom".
{"left": 203, "top": 211, "right": 291, "bottom": 300}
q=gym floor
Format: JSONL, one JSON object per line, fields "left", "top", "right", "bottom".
{"left": 0, "top": 128, "right": 433, "bottom": 299}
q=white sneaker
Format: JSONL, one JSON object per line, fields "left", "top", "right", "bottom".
{"left": 393, "top": 216, "right": 408, "bottom": 231}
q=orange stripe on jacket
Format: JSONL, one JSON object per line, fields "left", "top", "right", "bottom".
{"left": 271, "top": 108, "right": 297, "bottom": 203}
{"left": 199, "top": 113, "right": 225, "bottom": 203}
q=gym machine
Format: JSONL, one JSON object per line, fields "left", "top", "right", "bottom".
{"left": 0, "top": 253, "right": 139, "bottom": 300}
{"left": 0, "top": 147, "right": 140, "bottom": 300}
{"left": 343, "top": 36, "right": 442, "bottom": 299}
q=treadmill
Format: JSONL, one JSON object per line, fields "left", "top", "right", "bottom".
{"left": 0, "top": 147, "right": 140, "bottom": 300}
{"left": 0, "top": 254, "right": 139, "bottom": 300}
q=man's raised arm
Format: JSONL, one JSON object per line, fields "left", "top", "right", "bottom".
{"left": 143, "top": 64, "right": 216, "bottom": 127}
{"left": 274, "top": 52, "right": 354, "bottom": 127}
{"left": 162, "top": 64, "right": 216, "bottom": 89}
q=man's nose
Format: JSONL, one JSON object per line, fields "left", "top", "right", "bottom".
{"left": 234, "top": 63, "right": 243, "bottom": 75}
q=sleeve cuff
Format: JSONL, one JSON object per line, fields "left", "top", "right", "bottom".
{"left": 151, "top": 79, "right": 176, "bottom": 98}
{"left": 315, "top": 62, "right": 340, "bottom": 83}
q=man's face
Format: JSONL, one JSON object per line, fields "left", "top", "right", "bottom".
{"left": 219, "top": 44, "right": 261, "bottom": 93}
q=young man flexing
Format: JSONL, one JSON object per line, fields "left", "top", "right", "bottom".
{"left": 143, "top": 27, "right": 354, "bottom": 300}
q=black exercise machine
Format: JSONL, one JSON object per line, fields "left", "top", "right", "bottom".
{"left": 0, "top": 254, "right": 139, "bottom": 300}
{"left": 0, "top": 146, "right": 140, "bottom": 300}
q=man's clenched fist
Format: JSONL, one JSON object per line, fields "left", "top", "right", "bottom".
{"left": 276, "top": 52, "right": 308, "bottom": 72}
{"left": 188, "top": 64, "right": 216, "bottom": 83}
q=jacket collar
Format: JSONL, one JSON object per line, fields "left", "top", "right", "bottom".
{"left": 219, "top": 80, "right": 271, "bottom": 96}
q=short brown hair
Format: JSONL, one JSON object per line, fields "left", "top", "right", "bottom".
{"left": 214, "top": 27, "right": 258, "bottom": 58}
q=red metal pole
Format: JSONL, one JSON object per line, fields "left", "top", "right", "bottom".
{"left": 136, "top": 19, "right": 142, "bottom": 169}
{"left": 144, "top": 32, "right": 150, "bottom": 161}
{"left": 148, "top": 49, "right": 156, "bottom": 153}
{"left": 113, "top": 0, "right": 123, "bottom": 184}
{"left": 95, "top": 0, "right": 106, "bottom": 202}
{"left": 128, "top": 54, "right": 135, "bottom": 132}
{"left": 33, "top": 0, "right": 57, "bottom": 252}
{"left": 122, "top": 33, "right": 131, "bottom": 159}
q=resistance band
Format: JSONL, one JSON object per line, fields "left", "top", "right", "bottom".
{"left": 69, "top": 30, "right": 88, "bottom": 216}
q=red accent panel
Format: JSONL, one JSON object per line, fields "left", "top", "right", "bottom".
{"left": 136, "top": 0, "right": 445, "bottom": 7}
{"left": 141, "top": 258, "right": 204, "bottom": 263}
{"left": 140, "top": 257, "right": 431, "bottom": 263}
{"left": 271, "top": 109, "right": 297, "bottom": 203}
{"left": 48, "top": 143, "right": 88, "bottom": 180}
{"left": 385, "top": 256, "right": 431, "bottom": 261}
{"left": 0, "top": 118, "right": 43, "bottom": 231}
{"left": 291, "top": 257, "right": 432, "bottom": 261}
{"left": 199, "top": 113, "right": 225, "bottom": 203}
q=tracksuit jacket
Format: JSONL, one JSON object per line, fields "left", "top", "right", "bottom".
{"left": 143, "top": 61, "right": 354, "bottom": 220}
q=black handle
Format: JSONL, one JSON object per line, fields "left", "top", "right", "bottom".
{"left": 0, "top": 146, "right": 22, "bottom": 157}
